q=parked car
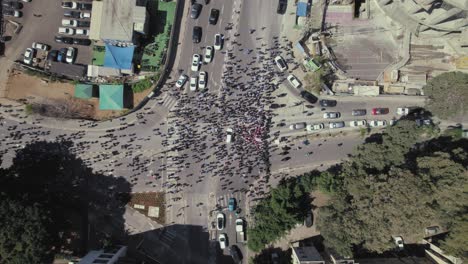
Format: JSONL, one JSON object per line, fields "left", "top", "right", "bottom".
{"left": 32, "top": 42, "right": 50, "bottom": 51}
{"left": 216, "top": 213, "right": 225, "bottom": 230}
{"left": 78, "top": 2, "right": 92, "bottom": 10}
{"left": 371, "top": 107, "right": 389, "bottom": 115}
{"left": 189, "top": 76, "right": 198, "bottom": 91}
{"left": 65, "top": 47, "right": 76, "bottom": 64}
{"left": 62, "top": 19, "right": 78, "bottom": 27}
{"left": 58, "top": 27, "right": 75, "bottom": 35}
{"left": 277, "top": 0, "right": 287, "bottom": 14}
{"left": 274, "top": 56, "right": 287, "bottom": 71}
{"left": 80, "top": 12, "right": 91, "bottom": 18}
{"left": 289, "top": 122, "right": 306, "bottom": 130}
{"left": 75, "top": 28, "right": 89, "bottom": 36}
{"left": 397, "top": 107, "right": 409, "bottom": 115}
{"left": 57, "top": 48, "right": 68, "bottom": 62}
{"left": 352, "top": 109, "right": 367, "bottom": 116}
{"left": 300, "top": 91, "right": 317, "bottom": 104}
{"left": 219, "top": 233, "right": 228, "bottom": 249}
{"left": 198, "top": 71, "right": 207, "bottom": 89}
{"left": 393, "top": 236, "right": 404, "bottom": 250}
{"left": 319, "top": 99, "right": 337, "bottom": 107}
{"left": 287, "top": 74, "right": 301, "bottom": 88}
{"left": 3, "top": 1, "right": 23, "bottom": 9}
{"left": 307, "top": 123, "right": 324, "bottom": 131}
{"left": 209, "top": 8, "right": 220, "bottom": 25}
{"left": 191, "top": 54, "right": 200, "bottom": 71}
{"left": 23, "top": 48, "right": 35, "bottom": 64}
{"left": 323, "top": 112, "right": 340, "bottom": 119}
{"left": 192, "top": 26, "right": 202, "bottom": 43}
{"left": 204, "top": 46, "right": 213, "bottom": 63}
{"left": 416, "top": 118, "right": 431, "bottom": 126}
{"left": 77, "top": 20, "right": 90, "bottom": 27}
{"left": 190, "top": 3, "right": 202, "bottom": 19}
{"left": 228, "top": 198, "right": 236, "bottom": 212}
{"left": 226, "top": 128, "right": 233, "bottom": 143}
{"left": 64, "top": 10, "right": 80, "bottom": 18}
{"left": 175, "top": 74, "right": 188, "bottom": 88}
{"left": 3, "top": 10, "right": 22, "bottom": 17}
{"left": 72, "top": 38, "right": 91, "bottom": 46}
{"left": 329, "top": 121, "right": 345, "bottom": 129}
{"left": 369, "top": 120, "right": 387, "bottom": 127}
{"left": 55, "top": 35, "right": 73, "bottom": 44}
{"left": 305, "top": 211, "right": 313, "bottom": 227}
{"left": 61, "top": 1, "right": 78, "bottom": 9}
{"left": 47, "top": 50, "right": 59, "bottom": 61}
{"left": 349, "top": 120, "right": 367, "bottom": 127}
{"left": 229, "top": 245, "right": 242, "bottom": 263}
{"left": 214, "top": 34, "right": 223, "bottom": 50}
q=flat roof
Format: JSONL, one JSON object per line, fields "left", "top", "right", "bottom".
{"left": 90, "top": 0, "right": 135, "bottom": 42}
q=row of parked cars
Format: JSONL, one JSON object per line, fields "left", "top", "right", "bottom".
{"left": 2, "top": 0, "right": 29, "bottom": 18}
{"left": 57, "top": 2, "right": 92, "bottom": 40}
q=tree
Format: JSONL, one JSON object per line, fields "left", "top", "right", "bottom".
{"left": 424, "top": 71, "right": 468, "bottom": 119}
{"left": 303, "top": 69, "right": 324, "bottom": 95}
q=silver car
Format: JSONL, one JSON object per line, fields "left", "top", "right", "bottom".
{"left": 289, "top": 122, "right": 306, "bottom": 130}
{"left": 323, "top": 112, "right": 341, "bottom": 119}
{"left": 329, "top": 121, "right": 345, "bottom": 129}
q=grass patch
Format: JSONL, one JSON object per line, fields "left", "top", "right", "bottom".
{"left": 131, "top": 72, "right": 160, "bottom": 93}
{"left": 25, "top": 104, "right": 33, "bottom": 115}
{"left": 92, "top": 46, "right": 105, "bottom": 66}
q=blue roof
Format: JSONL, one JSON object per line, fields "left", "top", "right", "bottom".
{"left": 104, "top": 44, "right": 134, "bottom": 70}
{"left": 297, "top": 2, "right": 308, "bottom": 17}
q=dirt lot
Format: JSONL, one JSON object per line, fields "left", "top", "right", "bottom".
{"left": 128, "top": 192, "right": 166, "bottom": 225}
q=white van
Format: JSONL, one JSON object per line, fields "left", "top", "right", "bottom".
{"left": 226, "top": 128, "right": 233, "bottom": 143}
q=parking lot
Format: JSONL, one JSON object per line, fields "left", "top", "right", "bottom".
{"left": 2, "top": 0, "right": 93, "bottom": 67}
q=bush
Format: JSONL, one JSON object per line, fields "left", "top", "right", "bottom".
{"left": 132, "top": 78, "right": 153, "bottom": 93}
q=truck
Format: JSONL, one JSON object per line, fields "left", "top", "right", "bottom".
{"left": 235, "top": 218, "right": 245, "bottom": 243}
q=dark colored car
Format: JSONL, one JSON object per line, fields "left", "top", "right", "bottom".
{"left": 319, "top": 99, "right": 337, "bottom": 107}
{"left": 2, "top": 1, "right": 23, "bottom": 9}
{"left": 209, "top": 8, "right": 220, "bottom": 25}
{"left": 228, "top": 198, "right": 236, "bottom": 212}
{"left": 190, "top": 3, "right": 202, "bottom": 19}
{"left": 64, "top": 10, "right": 81, "bottom": 18}
{"left": 192, "top": 26, "right": 202, "bottom": 43}
{"left": 47, "top": 50, "right": 59, "bottom": 61}
{"left": 277, "top": 0, "right": 287, "bottom": 14}
{"left": 3, "top": 9, "right": 22, "bottom": 17}
{"left": 77, "top": 21, "right": 90, "bottom": 27}
{"left": 371, "top": 107, "right": 389, "bottom": 115}
{"left": 305, "top": 211, "right": 313, "bottom": 227}
{"left": 352, "top": 109, "right": 367, "bottom": 116}
{"left": 78, "top": 3, "right": 92, "bottom": 10}
{"left": 57, "top": 48, "right": 68, "bottom": 62}
{"left": 300, "top": 91, "right": 318, "bottom": 104}
{"left": 229, "top": 245, "right": 243, "bottom": 263}
{"left": 73, "top": 38, "right": 91, "bottom": 46}
{"left": 55, "top": 36, "right": 73, "bottom": 44}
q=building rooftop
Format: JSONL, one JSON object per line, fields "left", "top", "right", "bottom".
{"left": 292, "top": 246, "right": 324, "bottom": 263}
{"left": 99, "top": 84, "right": 124, "bottom": 110}
{"left": 90, "top": 0, "right": 136, "bottom": 42}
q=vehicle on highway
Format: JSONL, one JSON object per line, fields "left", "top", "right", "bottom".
{"left": 226, "top": 128, "right": 233, "bottom": 143}
{"left": 189, "top": 76, "right": 198, "bottom": 91}
{"left": 47, "top": 50, "right": 58, "bottom": 61}
{"left": 274, "top": 56, "right": 287, "bottom": 71}
{"left": 77, "top": 20, "right": 90, "bottom": 27}
{"left": 32, "top": 42, "right": 50, "bottom": 51}
{"left": 62, "top": 19, "right": 78, "bottom": 27}
{"left": 277, "top": 0, "right": 287, "bottom": 14}
{"left": 57, "top": 48, "right": 67, "bottom": 62}
{"left": 306, "top": 123, "right": 324, "bottom": 131}
{"left": 216, "top": 213, "right": 225, "bottom": 230}
{"left": 349, "top": 120, "right": 367, "bottom": 127}
{"left": 319, "top": 99, "right": 337, "bottom": 107}
{"left": 229, "top": 245, "right": 242, "bottom": 263}
{"left": 352, "top": 109, "right": 367, "bottom": 116}
{"left": 329, "top": 121, "right": 345, "bottom": 129}
{"left": 300, "top": 90, "right": 318, "bottom": 104}
{"left": 73, "top": 38, "right": 91, "bottom": 46}
{"left": 64, "top": 10, "right": 80, "bottom": 18}
{"left": 175, "top": 74, "right": 188, "bottom": 88}
{"left": 58, "top": 27, "right": 75, "bottom": 35}
{"left": 323, "top": 112, "right": 340, "bottom": 119}
{"left": 78, "top": 2, "right": 92, "bottom": 10}
{"left": 65, "top": 47, "right": 76, "bottom": 64}
{"left": 289, "top": 122, "right": 306, "bottom": 130}
{"left": 369, "top": 120, "right": 387, "bottom": 127}
{"left": 393, "top": 236, "right": 404, "bottom": 250}
{"left": 192, "top": 26, "right": 202, "bottom": 43}
{"left": 204, "top": 46, "right": 213, "bottom": 63}
{"left": 190, "top": 3, "right": 202, "bottom": 19}
{"left": 62, "top": 1, "right": 78, "bottom": 9}
{"left": 371, "top": 107, "right": 389, "bottom": 115}
{"left": 3, "top": 10, "right": 22, "bottom": 17}
{"left": 209, "top": 8, "right": 220, "bottom": 25}
{"left": 55, "top": 35, "right": 73, "bottom": 44}
{"left": 287, "top": 74, "right": 301, "bottom": 89}
{"left": 214, "top": 34, "right": 223, "bottom": 50}
{"left": 397, "top": 107, "right": 409, "bottom": 115}
{"left": 3, "top": 1, "right": 23, "bottom": 9}
{"left": 23, "top": 48, "right": 35, "bottom": 64}
{"left": 191, "top": 54, "right": 200, "bottom": 71}
{"left": 228, "top": 198, "right": 236, "bottom": 211}
{"left": 198, "top": 71, "right": 207, "bottom": 89}
{"left": 80, "top": 12, "right": 91, "bottom": 18}
{"left": 219, "top": 233, "right": 228, "bottom": 249}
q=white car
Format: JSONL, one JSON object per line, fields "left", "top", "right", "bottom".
{"left": 65, "top": 47, "right": 76, "bottom": 64}
{"left": 191, "top": 54, "right": 200, "bottom": 71}
{"left": 175, "top": 74, "right": 188, "bottom": 88}
{"left": 397, "top": 107, "right": 409, "bottom": 115}
{"left": 23, "top": 48, "right": 35, "bottom": 64}
{"left": 289, "top": 122, "right": 306, "bottom": 130}
{"left": 349, "top": 120, "right": 367, "bottom": 127}
{"left": 75, "top": 29, "right": 89, "bottom": 36}
{"left": 219, "top": 233, "right": 227, "bottom": 249}
{"left": 214, "top": 33, "right": 223, "bottom": 50}
{"left": 32, "top": 42, "right": 50, "bottom": 51}
{"left": 61, "top": 1, "right": 78, "bottom": 9}
{"left": 274, "top": 56, "right": 287, "bottom": 71}
{"left": 235, "top": 218, "right": 244, "bottom": 232}
{"left": 369, "top": 120, "right": 387, "bottom": 127}
{"left": 204, "top": 46, "right": 213, "bottom": 63}
{"left": 189, "top": 76, "right": 198, "bottom": 91}
{"left": 226, "top": 128, "right": 233, "bottom": 143}
{"left": 216, "top": 213, "right": 225, "bottom": 230}
{"left": 306, "top": 123, "right": 324, "bottom": 131}
{"left": 323, "top": 112, "right": 340, "bottom": 119}
{"left": 62, "top": 19, "right": 78, "bottom": 27}
{"left": 393, "top": 236, "right": 404, "bottom": 250}
{"left": 287, "top": 74, "right": 301, "bottom": 89}
{"left": 198, "top": 71, "right": 207, "bottom": 89}
{"left": 58, "top": 27, "right": 75, "bottom": 35}
{"left": 80, "top": 12, "right": 91, "bottom": 18}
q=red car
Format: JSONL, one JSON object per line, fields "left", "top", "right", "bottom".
{"left": 372, "top": 108, "right": 389, "bottom": 115}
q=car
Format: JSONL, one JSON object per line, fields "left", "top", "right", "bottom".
{"left": 204, "top": 46, "right": 213, "bottom": 63}
{"left": 209, "top": 8, "right": 220, "bottom": 25}
{"left": 319, "top": 99, "right": 337, "bottom": 107}
{"left": 78, "top": 2, "right": 92, "bottom": 10}
{"left": 190, "top": 3, "right": 202, "bottom": 19}
{"left": 306, "top": 123, "right": 324, "bottom": 131}
{"left": 349, "top": 120, "right": 367, "bottom": 127}
{"left": 55, "top": 35, "right": 73, "bottom": 44}
{"left": 323, "top": 112, "right": 340, "bottom": 119}
{"left": 80, "top": 12, "right": 91, "bottom": 18}
{"left": 229, "top": 245, "right": 242, "bottom": 263}
{"left": 369, "top": 120, "right": 387, "bottom": 127}
{"left": 61, "top": 1, "right": 78, "bottom": 9}
{"left": 393, "top": 236, "right": 404, "bottom": 250}
{"left": 289, "top": 122, "right": 306, "bottom": 130}
{"left": 329, "top": 121, "right": 345, "bottom": 129}
{"left": 214, "top": 34, "right": 223, "bottom": 50}
{"left": 32, "top": 42, "right": 50, "bottom": 51}
{"left": 219, "top": 233, "right": 227, "bottom": 249}
{"left": 23, "top": 48, "right": 35, "bottom": 64}
{"left": 75, "top": 29, "right": 89, "bottom": 36}
{"left": 64, "top": 10, "right": 80, "bottom": 18}
{"left": 235, "top": 218, "right": 244, "bottom": 232}
{"left": 192, "top": 26, "right": 202, "bottom": 43}
{"left": 277, "top": 0, "right": 287, "bottom": 14}
{"left": 191, "top": 54, "right": 200, "bottom": 71}
{"left": 3, "top": 10, "right": 22, "bottom": 17}
{"left": 72, "top": 38, "right": 91, "bottom": 46}
{"left": 300, "top": 91, "right": 318, "bottom": 104}
{"left": 226, "top": 128, "right": 233, "bottom": 143}
{"left": 274, "top": 56, "right": 287, "bottom": 71}
{"left": 416, "top": 118, "right": 431, "bottom": 126}
{"left": 21, "top": 0, "right": 31, "bottom": 2}
{"left": 65, "top": 47, "right": 76, "bottom": 64}
{"left": 305, "top": 211, "right": 313, "bottom": 228}
{"left": 198, "top": 71, "right": 207, "bottom": 89}
{"left": 2, "top": 1, "right": 23, "bottom": 9}
{"left": 397, "top": 107, "right": 409, "bottom": 115}
{"left": 228, "top": 198, "right": 236, "bottom": 211}
{"left": 189, "top": 76, "right": 198, "bottom": 91}
{"left": 58, "top": 27, "right": 75, "bottom": 35}
{"left": 77, "top": 20, "right": 90, "bottom": 27}
{"left": 62, "top": 19, "right": 78, "bottom": 27}
{"left": 287, "top": 74, "right": 301, "bottom": 88}
{"left": 47, "top": 50, "right": 59, "bottom": 61}
{"left": 175, "top": 74, "right": 188, "bottom": 88}
{"left": 216, "top": 213, "right": 225, "bottom": 230}
{"left": 371, "top": 107, "right": 389, "bottom": 115}
{"left": 271, "top": 253, "right": 280, "bottom": 264}
{"left": 57, "top": 48, "right": 67, "bottom": 62}
{"left": 352, "top": 109, "right": 367, "bottom": 116}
